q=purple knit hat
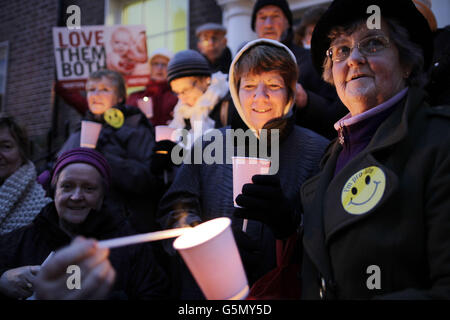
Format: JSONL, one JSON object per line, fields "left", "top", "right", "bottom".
{"left": 51, "top": 147, "right": 112, "bottom": 189}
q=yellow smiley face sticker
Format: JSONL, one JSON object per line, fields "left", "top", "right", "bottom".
{"left": 341, "top": 166, "right": 386, "bottom": 215}
{"left": 104, "top": 108, "right": 124, "bottom": 129}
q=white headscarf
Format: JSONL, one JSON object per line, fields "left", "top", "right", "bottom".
{"left": 228, "top": 38, "right": 298, "bottom": 135}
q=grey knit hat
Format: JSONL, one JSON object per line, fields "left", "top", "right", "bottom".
{"left": 167, "top": 49, "right": 212, "bottom": 83}
{"left": 251, "top": 0, "right": 293, "bottom": 31}
{"left": 196, "top": 23, "right": 226, "bottom": 36}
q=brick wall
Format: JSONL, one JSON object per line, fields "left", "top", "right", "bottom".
{"left": 52, "top": 0, "right": 105, "bottom": 164}
{"left": 0, "top": 0, "right": 105, "bottom": 166}
{"left": 189, "top": 0, "right": 223, "bottom": 50}
{"left": 0, "top": 0, "right": 223, "bottom": 165}
{"left": 0, "top": 0, "right": 58, "bottom": 163}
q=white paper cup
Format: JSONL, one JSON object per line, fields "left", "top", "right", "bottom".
{"left": 155, "top": 125, "right": 176, "bottom": 142}
{"left": 232, "top": 156, "right": 271, "bottom": 207}
{"left": 80, "top": 121, "right": 102, "bottom": 149}
{"left": 173, "top": 217, "right": 249, "bottom": 300}
{"left": 137, "top": 96, "right": 153, "bottom": 118}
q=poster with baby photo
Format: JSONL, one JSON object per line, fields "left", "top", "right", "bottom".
{"left": 104, "top": 25, "right": 150, "bottom": 84}
{"left": 53, "top": 25, "right": 150, "bottom": 91}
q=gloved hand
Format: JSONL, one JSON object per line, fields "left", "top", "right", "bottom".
{"left": 150, "top": 140, "right": 177, "bottom": 174}
{"left": 231, "top": 226, "right": 260, "bottom": 279}
{"left": 233, "top": 174, "right": 297, "bottom": 239}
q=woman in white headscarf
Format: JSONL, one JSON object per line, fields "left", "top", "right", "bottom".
{"left": 157, "top": 39, "right": 329, "bottom": 299}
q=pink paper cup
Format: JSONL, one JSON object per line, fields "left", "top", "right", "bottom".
{"left": 80, "top": 121, "right": 102, "bottom": 149}
{"left": 232, "top": 157, "right": 271, "bottom": 207}
{"left": 137, "top": 96, "right": 153, "bottom": 118}
{"left": 173, "top": 217, "right": 249, "bottom": 300}
{"left": 155, "top": 125, "right": 176, "bottom": 142}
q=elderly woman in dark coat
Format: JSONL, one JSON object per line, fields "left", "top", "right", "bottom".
{"left": 0, "top": 148, "right": 169, "bottom": 300}
{"left": 59, "top": 70, "right": 159, "bottom": 233}
{"left": 242, "top": 0, "right": 450, "bottom": 300}
{"left": 158, "top": 39, "right": 329, "bottom": 298}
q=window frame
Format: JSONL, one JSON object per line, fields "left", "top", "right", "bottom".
{"left": 105, "top": 0, "right": 190, "bottom": 53}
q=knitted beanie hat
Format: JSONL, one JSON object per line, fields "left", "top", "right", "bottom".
{"left": 51, "top": 147, "right": 112, "bottom": 190}
{"left": 167, "top": 50, "right": 211, "bottom": 84}
{"left": 149, "top": 48, "right": 174, "bottom": 63}
{"left": 251, "top": 0, "right": 293, "bottom": 31}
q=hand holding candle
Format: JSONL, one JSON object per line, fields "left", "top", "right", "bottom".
{"left": 233, "top": 174, "right": 297, "bottom": 239}
{"left": 80, "top": 121, "right": 102, "bottom": 149}
{"left": 173, "top": 218, "right": 249, "bottom": 300}
{"left": 61, "top": 220, "right": 248, "bottom": 300}
{"left": 155, "top": 125, "right": 177, "bottom": 142}
{"left": 232, "top": 157, "right": 271, "bottom": 232}
{"left": 137, "top": 96, "right": 154, "bottom": 119}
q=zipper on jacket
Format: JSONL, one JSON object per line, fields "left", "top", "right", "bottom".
{"left": 338, "top": 121, "right": 345, "bottom": 145}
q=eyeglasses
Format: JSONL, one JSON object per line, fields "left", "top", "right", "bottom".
{"left": 151, "top": 62, "right": 167, "bottom": 68}
{"left": 174, "top": 80, "right": 198, "bottom": 98}
{"left": 326, "top": 35, "right": 390, "bottom": 62}
{"left": 198, "top": 36, "right": 222, "bottom": 44}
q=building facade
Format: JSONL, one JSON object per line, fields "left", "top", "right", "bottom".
{"left": 0, "top": 0, "right": 448, "bottom": 167}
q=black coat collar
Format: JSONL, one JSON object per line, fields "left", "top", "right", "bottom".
{"left": 34, "top": 201, "right": 127, "bottom": 245}
{"left": 301, "top": 87, "right": 427, "bottom": 290}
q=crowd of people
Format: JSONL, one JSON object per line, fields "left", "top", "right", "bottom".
{"left": 0, "top": 0, "right": 449, "bottom": 300}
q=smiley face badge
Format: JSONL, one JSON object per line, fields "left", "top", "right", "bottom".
{"left": 104, "top": 108, "right": 124, "bottom": 129}
{"left": 341, "top": 166, "right": 386, "bottom": 215}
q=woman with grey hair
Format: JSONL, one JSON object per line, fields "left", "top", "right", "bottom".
{"left": 238, "top": 0, "right": 450, "bottom": 299}
{"left": 0, "top": 116, "right": 51, "bottom": 235}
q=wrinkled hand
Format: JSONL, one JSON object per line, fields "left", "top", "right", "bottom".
{"left": 0, "top": 265, "right": 40, "bottom": 299}
{"left": 34, "top": 237, "right": 116, "bottom": 300}
{"left": 234, "top": 174, "right": 297, "bottom": 239}
{"left": 150, "top": 140, "right": 177, "bottom": 174}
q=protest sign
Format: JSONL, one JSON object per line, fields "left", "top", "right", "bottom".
{"left": 53, "top": 25, "right": 150, "bottom": 90}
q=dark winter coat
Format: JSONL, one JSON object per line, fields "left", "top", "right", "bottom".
{"left": 300, "top": 87, "right": 450, "bottom": 299}
{"left": 425, "top": 26, "right": 450, "bottom": 106}
{"left": 59, "top": 104, "right": 160, "bottom": 233}
{"left": 202, "top": 46, "right": 232, "bottom": 75}
{"left": 126, "top": 80, "right": 178, "bottom": 126}
{"left": 0, "top": 202, "right": 170, "bottom": 300}
{"left": 158, "top": 117, "right": 329, "bottom": 297}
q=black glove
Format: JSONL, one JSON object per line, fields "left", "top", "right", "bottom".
{"left": 233, "top": 174, "right": 297, "bottom": 239}
{"left": 231, "top": 226, "right": 260, "bottom": 280}
{"left": 150, "top": 140, "right": 177, "bottom": 174}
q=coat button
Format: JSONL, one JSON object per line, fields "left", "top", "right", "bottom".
{"left": 319, "top": 277, "right": 326, "bottom": 299}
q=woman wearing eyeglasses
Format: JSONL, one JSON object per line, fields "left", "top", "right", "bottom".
{"left": 149, "top": 50, "right": 244, "bottom": 182}
{"left": 235, "top": 0, "right": 450, "bottom": 299}
{"left": 166, "top": 49, "right": 232, "bottom": 143}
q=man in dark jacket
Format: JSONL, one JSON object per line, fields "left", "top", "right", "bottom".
{"left": 196, "top": 23, "right": 232, "bottom": 75}
{"left": 251, "top": 0, "right": 348, "bottom": 139}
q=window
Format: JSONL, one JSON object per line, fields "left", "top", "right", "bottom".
{"left": 0, "top": 41, "right": 8, "bottom": 111}
{"left": 120, "top": 0, "right": 188, "bottom": 54}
